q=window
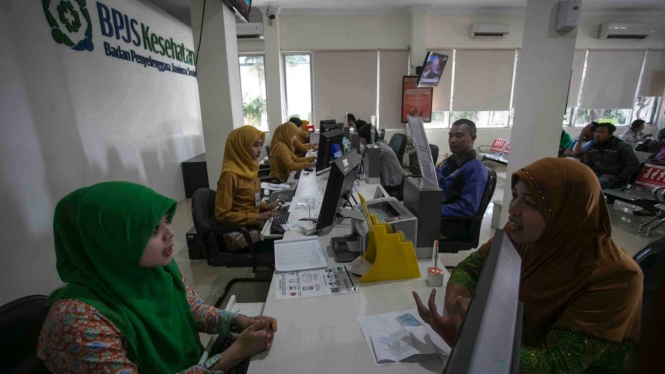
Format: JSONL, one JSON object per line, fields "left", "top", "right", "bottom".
{"left": 284, "top": 54, "right": 312, "bottom": 122}
{"left": 239, "top": 55, "right": 268, "bottom": 131}
{"left": 632, "top": 96, "right": 660, "bottom": 124}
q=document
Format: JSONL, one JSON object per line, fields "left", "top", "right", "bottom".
{"left": 274, "top": 237, "right": 328, "bottom": 272}
{"left": 275, "top": 266, "right": 357, "bottom": 300}
{"left": 358, "top": 309, "right": 451, "bottom": 366}
{"left": 288, "top": 196, "right": 323, "bottom": 218}
{"left": 280, "top": 221, "right": 317, "bottom": 235}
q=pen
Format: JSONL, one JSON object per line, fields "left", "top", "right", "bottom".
{"left": 433, "top": 240, "right": 439, "bottom": 270}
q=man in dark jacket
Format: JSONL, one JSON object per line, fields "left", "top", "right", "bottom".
{"left": 436, "top": 119, "right": 488, "bottom": 241}
{"left": 582, "top": 122, "right": 640, "bottom": 190}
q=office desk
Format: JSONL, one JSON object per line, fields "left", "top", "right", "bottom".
{"left": 249, "top": 168, "right": 451, "bottom": 374}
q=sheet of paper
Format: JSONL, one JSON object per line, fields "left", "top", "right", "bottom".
{"left": 358, "top": 309, "right": 451, "bottom": 366}
{"left": 370, "top": 327, "right": 438, "bottom": 364}
{"left": 288, "top": 196, "right": 323, "bottom": 218}
{"left": 275, "top": 266, "right": 357, "bottom": 300}
{"left": 274, "top": 237, "right": 328, "bottom": 272}
{"left": 261, "top": 182, "right": 291, "bottom": 191}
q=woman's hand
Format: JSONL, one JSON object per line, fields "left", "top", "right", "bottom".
{"left": 412, "top": 289, "right": 465, "bottom": 346}
{"left": 309, "top": 162, "right": 317, "bottom": 168}
{"left": 234, "top": 315, "right": 278, "bottom": 335}
{"left": 257, "top": 210, "right": 280, "bottom": 221}
{"left": 212, "top": 319, "right": 274, "bottom": 370}
{"left": 266, "top": 200, "right": 284, "bottom": 211}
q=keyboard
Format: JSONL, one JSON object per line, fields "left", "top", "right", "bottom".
{"left": 209, "top": 335, "right": 250, "bottom": 374}
{"left": 270, "top": 205, "right": 290, "bottom": 235}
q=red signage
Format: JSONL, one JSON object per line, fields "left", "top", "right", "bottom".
{"left": 401, "top": 76, "right": 433, "bottom": 123}
{"left": 635, "top": 164, "right": 665, "bottom": 189}
{"left": 490, "top": 138, "right": 508, "bottom": 153}
{"left": 503, "top": 141, "right": 511, "bottom": 155}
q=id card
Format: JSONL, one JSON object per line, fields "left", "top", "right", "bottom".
{"left": 255, "top": 192, "right": 260, "bottom": 207}
{"left": 396, "top": 313, "right": 422, "bottom": 327}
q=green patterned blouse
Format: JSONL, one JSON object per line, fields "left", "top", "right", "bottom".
{"left": 449, "top": 249, "right": 637, "bottom": 374}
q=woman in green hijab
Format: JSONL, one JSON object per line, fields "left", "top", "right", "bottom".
{"left": 37, "top": 182, "right": 277, "bottom": 373}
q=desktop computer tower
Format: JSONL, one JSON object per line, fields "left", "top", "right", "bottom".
{"left": 363, "top": 145, "right": 381, "bottom": 184}
{"left": 186, "top": 226, "right": 205, "bottom": 260}
{"left": 403, "top": 178, "right": 442, "bottom": 259}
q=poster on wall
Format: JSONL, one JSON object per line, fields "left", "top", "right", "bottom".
{"left": 401, "top": 77, "right": 433, "bottom": 123}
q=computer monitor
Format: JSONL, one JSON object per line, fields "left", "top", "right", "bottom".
{"left": 316, "top": 152, "right": 362, "bottom": 231}
{"left": 320, "top": 119, "right": 336, "bottom": 129}
{"left": 344, "top": 126, "right": 351, "bottom": 139}
{"left": 443, "top": 230, "right": 522, "bottom": 374}
{"left": 350, "top": 133, "right": 361, "bottom": 154}
{"left": 321, "top": 122, "right": 343, "bottom": 133}
{"left": 316, "top": 130, "right": 343, "bottom": 175}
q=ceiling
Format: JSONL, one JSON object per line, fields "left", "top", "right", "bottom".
{"left": 144, "top": 0, "right": 665, "bottom": 27}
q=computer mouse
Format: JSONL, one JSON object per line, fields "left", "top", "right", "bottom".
{"left": 305, "top": 167, "right": 313, "bottom": 172}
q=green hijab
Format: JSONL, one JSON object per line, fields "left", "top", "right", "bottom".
{"left": 47, "top": 182, "right": 203, "bottom": 373}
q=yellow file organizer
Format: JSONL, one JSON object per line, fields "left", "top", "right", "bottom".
{"left": 357, "top": 194, "right": 421, "bottom": 283}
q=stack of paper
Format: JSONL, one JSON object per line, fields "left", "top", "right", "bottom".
{"left": 274, "top": 237, "right": 328, "bottom": 272}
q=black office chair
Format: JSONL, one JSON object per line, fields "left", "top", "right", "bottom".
{"left": 0, "top": 295, "right": 50, "bottom": 374}
{"left": 439, "top": 168, "right": 497, "bottom": 253}
{"left": 430, "top": 144, "right": 440, "bottom": 165}
{"left": 388, "top": 134, "right": 407, "bottom": 166}
{"left": 378, "top": 129, "right": 386, "bottom": 141}
{"left": 191, "top": 188, "right": 273, "bottom": 308}
{"left": 633, "top": 237, "right": 665, "bottom": 331}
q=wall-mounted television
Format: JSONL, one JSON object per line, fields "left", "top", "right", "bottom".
{"left": 417, "top": 52, "right": 448, "bottom": 88}
{"left": 222, "top": 0, "right": 251, "bottom": 23}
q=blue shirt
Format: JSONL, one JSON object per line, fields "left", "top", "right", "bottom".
{"left": 435, "top": 153, "right": 488, "bottom": 218}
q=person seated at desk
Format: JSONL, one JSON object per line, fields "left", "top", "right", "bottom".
{"left": 347, "top": 113, "right": 365, "bottom": 131}
{"left": 413, "top": 158, "right": 642, "bottom": 373}
{"left": 564, "top": 122, "right": 598, "bottom": 159}
{"left": 269, "top": 122, "right": 316, "bottom": 182}
{"left": 619, "top": 119, "right": 651, "bottom": 143}
{"left": 559, "top": 130, "right": 573, "bottom": 157}
{"left": 289, "top": 117, "right": 318, "bottom": 157}
{"left": 38, "top": 181, "right": 278, "bottom": 373}
{"left": 436, "top": 119, "right": 488, "bottom": 241}
{"left": 358, "top": 123, "right": 405, "bottom": 199}
{"left": 216, "top": 126, "right": 283, "bottom": 252}
{"left": 582, "top": 122, "right": 640, "bottom": 192}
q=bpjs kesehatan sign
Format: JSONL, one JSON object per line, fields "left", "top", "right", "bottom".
{"left": 42, "top": 0, "right": 196, "bottom": 77}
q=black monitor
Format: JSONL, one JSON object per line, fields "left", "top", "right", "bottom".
{"left": 316, "top": 130, "right": 343, "bottom": 175}
{"left": 321, "top": 122, "right": 343, "bottom": 133}
{"left": 221, "top": 0, "right": 251, "bottom": 23}
{"left": 320, "top": 119, "right": 336, "bottom": 127}
{"left": 350, "top": 133, "right": 361, "bottom": 154}
{"left": 343, "top": 126, "right": 351, "bottom": 139}
{"left": 417, "top": 52, "right": 448, "bottom": 88}
{"left": 443, "top": 230, "right": 522, "bottom": 374}
{"left": 316, "top": 152, "right": 361, "bottom": 231}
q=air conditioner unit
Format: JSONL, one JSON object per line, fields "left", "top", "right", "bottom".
{"left": 598, "top": 23, "right": 656, "bottom": 39}
{"left": 236, "top": 23, "right": 264, "bottom": 40}
{"left": 470, "top": 24, "right": 510, "bottom": 37}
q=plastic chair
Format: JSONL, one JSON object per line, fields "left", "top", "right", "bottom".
{"left": 439, "top": 168, "right": 497, "bottom": 253}
{"left": 388, "top": 134, "right": 407, "bottom": 165}
{"left": 633, "top": 236, "right": 665, "bottom": 332}
{"left": 191, "top": 188, "right": 273, "bottom": 308}
{"left": 0, "top": 295, "right": 50, "bottom": 374}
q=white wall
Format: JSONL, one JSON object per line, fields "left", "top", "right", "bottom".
{"left": 0, "top": 0, "right": 204, "bottom": 304}
{"left": 427, "top": 13, "right": 525, "bottom": 49}
{"left": 279, "top": 13, "right": 410, "bottom": 51}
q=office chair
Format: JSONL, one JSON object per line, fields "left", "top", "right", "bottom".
{"left": 439, "top": 168, "right": 497, "bottom": 253}
{"left": 0, "top": 295, "right": 50, "bottom": 374}
{"left": 633, "top": 237, "right": 665, "bottom": 331}
{"left": 388, "top": 134, "right": 407, "bottom": 166}
{"left": 378, "top": 129, "right": 386, "bottom": 140}
{"left": 191, "top": 188, "right": 273, "bottom": 308}
{"left": 430, "top": 144, "right": 439, "bottom": 165}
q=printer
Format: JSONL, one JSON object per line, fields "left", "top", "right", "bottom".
{"left": 350, "top": 196, "right": 419, "bottom": 257}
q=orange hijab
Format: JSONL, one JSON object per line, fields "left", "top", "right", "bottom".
{"left": 270, "top": 122, "right": 299, "bottom": 154}
{"left": 484, "top": 158, "right": 642, "bottom": 345}
{"left": 220, "top": 126, "right": 265, "bottom": 180}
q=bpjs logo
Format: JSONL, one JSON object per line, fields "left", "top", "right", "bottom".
{"left": 42, "top": 0, "right": 94, "bottom": 51}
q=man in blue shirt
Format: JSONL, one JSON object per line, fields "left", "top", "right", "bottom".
{"left": 436, "top": 119, "right": 488, "bottom": 241}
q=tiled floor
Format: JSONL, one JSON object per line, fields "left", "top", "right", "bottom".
{"left": 172, "top": 169, "right": 663, "bottom": 308}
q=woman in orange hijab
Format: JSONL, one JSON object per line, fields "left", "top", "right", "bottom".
{"left": 414, "top": 158, "right": 642, "bottom": 373}
{"left": 269, "top": 122, "right": 316, "bottom": 182}
{"left": 215, "top": 126, "right": 282, "bottom": 251}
